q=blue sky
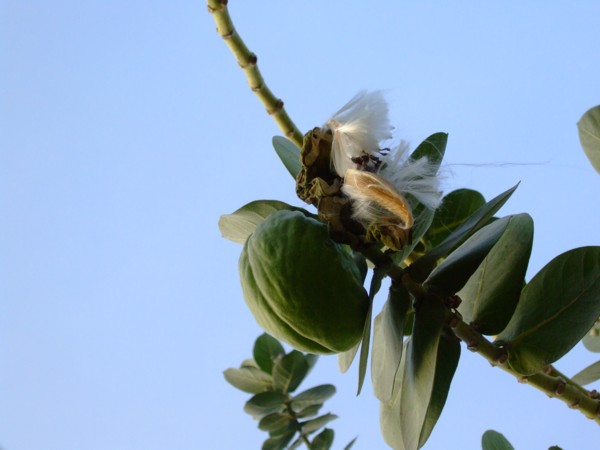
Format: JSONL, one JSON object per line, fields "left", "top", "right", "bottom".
{"left": 2, "top": 1, "right": 600, "bottom": 449}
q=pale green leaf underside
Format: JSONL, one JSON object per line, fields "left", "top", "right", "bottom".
{"left": 273, "top": 136, "right": 302, "bottom": 178}
{"left": 577, "top": 105, "right": 600, "bottom": 174}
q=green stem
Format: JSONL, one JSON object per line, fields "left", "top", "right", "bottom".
{"left": 364, "top": 252, "right": 600, "bottom": 426}
{"left": 447, "top": 311, "right": 600, "bottom": 425}
{"left": 207, "top": 0, "right": 304, "bottom": 147}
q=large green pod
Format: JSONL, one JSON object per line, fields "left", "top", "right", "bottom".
{"left": 239, "top": 210, "right": 369, "bottom": 354}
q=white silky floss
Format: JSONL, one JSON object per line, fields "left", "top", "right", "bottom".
{"left": 323, "top": 91, "right": 442, "bottom": 230}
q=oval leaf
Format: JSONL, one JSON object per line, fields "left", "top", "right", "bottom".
{"left": 481, "top": 430, "right": 515, "bottom": 450}
{"left": 223, "top": 366, "right": 273, "bottom": 394}
{"left": 273, "top": 136, "right": 302, "bottom": 178}
{"left": 380, "top": 296, "right": 446, "bottom": 450}
{"left": 258, "top": 412, "right": 293, "bottom": 433}
{"left": 425, "top": 189, "right": 486, "bottom": 248}
{"left": 409, "top": 132, "right": 447, "bottom": 171}
{"left": 497, "top": 246, "right": 600, "bottom": 375}
{"left": 571, "top": 359, "right": 600, "bottom": 386}
{"left": 309, "top": 428, "right": 335, "bottom": 450}
{"left": 425, "top": 217, "right": 511, "bottom": 297}
{"left": 301, "top": 413, "right": 338, "bottom": 434}
{"left": 582, "top": 319, "right": 600, "bottom": 352}
{"left": 356, "top": 267, "right": 387, "bottom": 395}
{"left": 218, "top": 200, "right": 313, "bottom": 244}
{"left": 254, "top": 333, "right": 286, "bottom": 374}
{"left": 244, "top": 391, "right": 288, "bottom": 420}
{"left": 262, "top": 431, "right": 296, "bottom": 450}
{"left": 273, "top": 351, "right": 309, "bottom": 394}
{"left": 418, "top": 331, "right": 461, "bottom": 448}
{"left": 371, "top": 283, "right": 411, "bottom": 402}
{"left": 410, "top": 184, "right": 518, "bottom": 283}
{"left": 296, "top": 404, "right": 323, "bottom": 419}
{"left": 337, "top": 343, "right": 359, "bottom": 374}
{"left": 457, "top": 213, "right": 533, "bottom": 335}
{"left": 577, "top": 105, "right": 600, "bottom": 174}
{"left": 290, "top": 385, "right": 336, "bottom": 412}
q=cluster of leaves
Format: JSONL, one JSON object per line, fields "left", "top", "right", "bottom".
{"left": 224, "top": 333, "right": 356, "bottom": 450}
{"left": 571, "top": 105, "right": 600, "bottom": 387}
{"left": 220, "top": 129, "right": 600, "bottom": 449}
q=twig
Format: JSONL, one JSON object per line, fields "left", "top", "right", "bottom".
{"left": 207, "top": 0, "right": 304, "bottom": 147}
{"left": 361, "top": 249, "right": 600, "bottom": 425}
{"left": 447, "top": 310, "right": 600, "bottom": 425}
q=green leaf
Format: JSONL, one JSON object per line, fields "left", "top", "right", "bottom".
{"left": 254, "top": 333, "right": 286, "bottom": 374}
{"left": 582, "top": 319, "right": 600, "bottom": 352}
{"left": 258, "top": 412, "right": 293, "bottom": 433}
{"left": 425, "top": 217, "right": 511, "bottom": 297}
{"left": 497, "top": 246, "right": 600, "bottom": 375}
{"left": 481, "top": 430, "right": 515, "bottom": 450}
{"left": 409, "top": 132, "right": 447, "bottom": 171}
{"left": 289, "top": 438, "right": 304, "bottom": 450}
{"left": 379, "top": 340, "right": 408, "bottom": 449}
{"left": 410, "top": 184, "right": 518, "bottom": 283}
{"left": 344, "top": 437, "right": 358, "bottom": 450}
{"left": 418, "top": 330, "right": 461, "bottom": 448}
{"left": 273, "top": 136, "right": 302, "bottom": 178}
{"left": 371, "top": 282, "right": 411, "bottom": 402}
{"left": 337, "top": 342, "right": 359, "bottom": 374}
{"left": 244, "top": 392, "right": 288, "bottom": 420}
{"left": 296, "top": 404, "right": 323, "bottom": 419}
{"left": 223, "top": 366, "right": 273, "bottom": 394}
{"left": 380, "top": 297, "right": 446, "bottom": 450}
{"left": 305, "top": 354, "right": 319, "bottom": 372}
{"left": 290, "top": 385, "right": 336, "bottom": 412}
{"left": 356, "top": 267, "right": 387, "bottom": 395}
{"left": 241, "top": 358, "right": 260, "bottom": 368}
{"left": 262, "top": 430, "right": 296, "bottom": 450}
{"left": 309, "top": 428, "right": 335, "bottom": 450}
{"left": 218, "top": 200, "right": 314, "bottom": 244}
{"left": 301, "top": 413, "right": 338, "bottom": 434}
{"left": 458, "top": 214, "right": 533, "bottom": 335}
{"left": 577, "top": 105, "right": 600, "bottom": 174}
{"left": 272, "top": 351, "right": 309, "bottom": 394}
{"left": 425, "top": 189, "right": 486, "bottom": 248}
{"left": 572, "top": 360, "right": 600, "bottom": 386}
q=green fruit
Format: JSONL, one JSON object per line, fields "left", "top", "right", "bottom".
{"left": 239, "top": 210, "right": 369, "bottom": 354}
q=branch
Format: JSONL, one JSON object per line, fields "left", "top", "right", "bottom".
{"left": 361, "top": 248, "right": 600, "bottom": 425}
{"left": 207, "top": 0, "right": 304, "bottom": 147}
{"left": 448, "top": 310, "right": 600, "bottom": 425}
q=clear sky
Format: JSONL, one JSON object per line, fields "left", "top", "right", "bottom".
{"left": 2, "top": 1, "right": 600, "bottom": 449}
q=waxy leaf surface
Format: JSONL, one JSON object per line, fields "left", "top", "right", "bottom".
{"left": 497, "top": 246, "right": 600, "bottom": 374}
{"left": 380, "top": 297, "right": 446, "bottom": 450}
{"left": 272, "top": 351, "right": 309, "bottom": 394}
{"left": 481, "top": 430, "right": 515, "bottom": 450}
{"left": 223, "top": 366, "right": 273, "bottom": 394}
{"left": 577, "top": 105, "right": 600, "bottom": 174}
{"left": 273, "top": 136, "right": 302, "bottom": 178}
{"left": 254, "top": 333, "right": 285, "bottom": 374}
{"left": 457, "top": 213, "right": 533, "bottom": 335}
{"left": 425, "top": 188, "right": 486, "bottom": 248}
{"left": 219, "top": 200, "right": 314, "bottom": 244}
{"left": 425, "top": 217, "right": 510, "bottom": 297}
{"left": 410, "top": 184, "right": 518, "bottom": 283}
{"left": 371, "top": 283, "right": 411, "bottom": 402}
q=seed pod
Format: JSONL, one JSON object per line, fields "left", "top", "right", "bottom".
{"left": 239, "top": 210, "right": 369, "bottom": 354}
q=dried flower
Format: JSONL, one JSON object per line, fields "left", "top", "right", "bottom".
{"left": 324, "top": 91, "right": 393, "bottom": 178}
{"left": 323, "top": 91, "right": 442, "bottom": 241}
